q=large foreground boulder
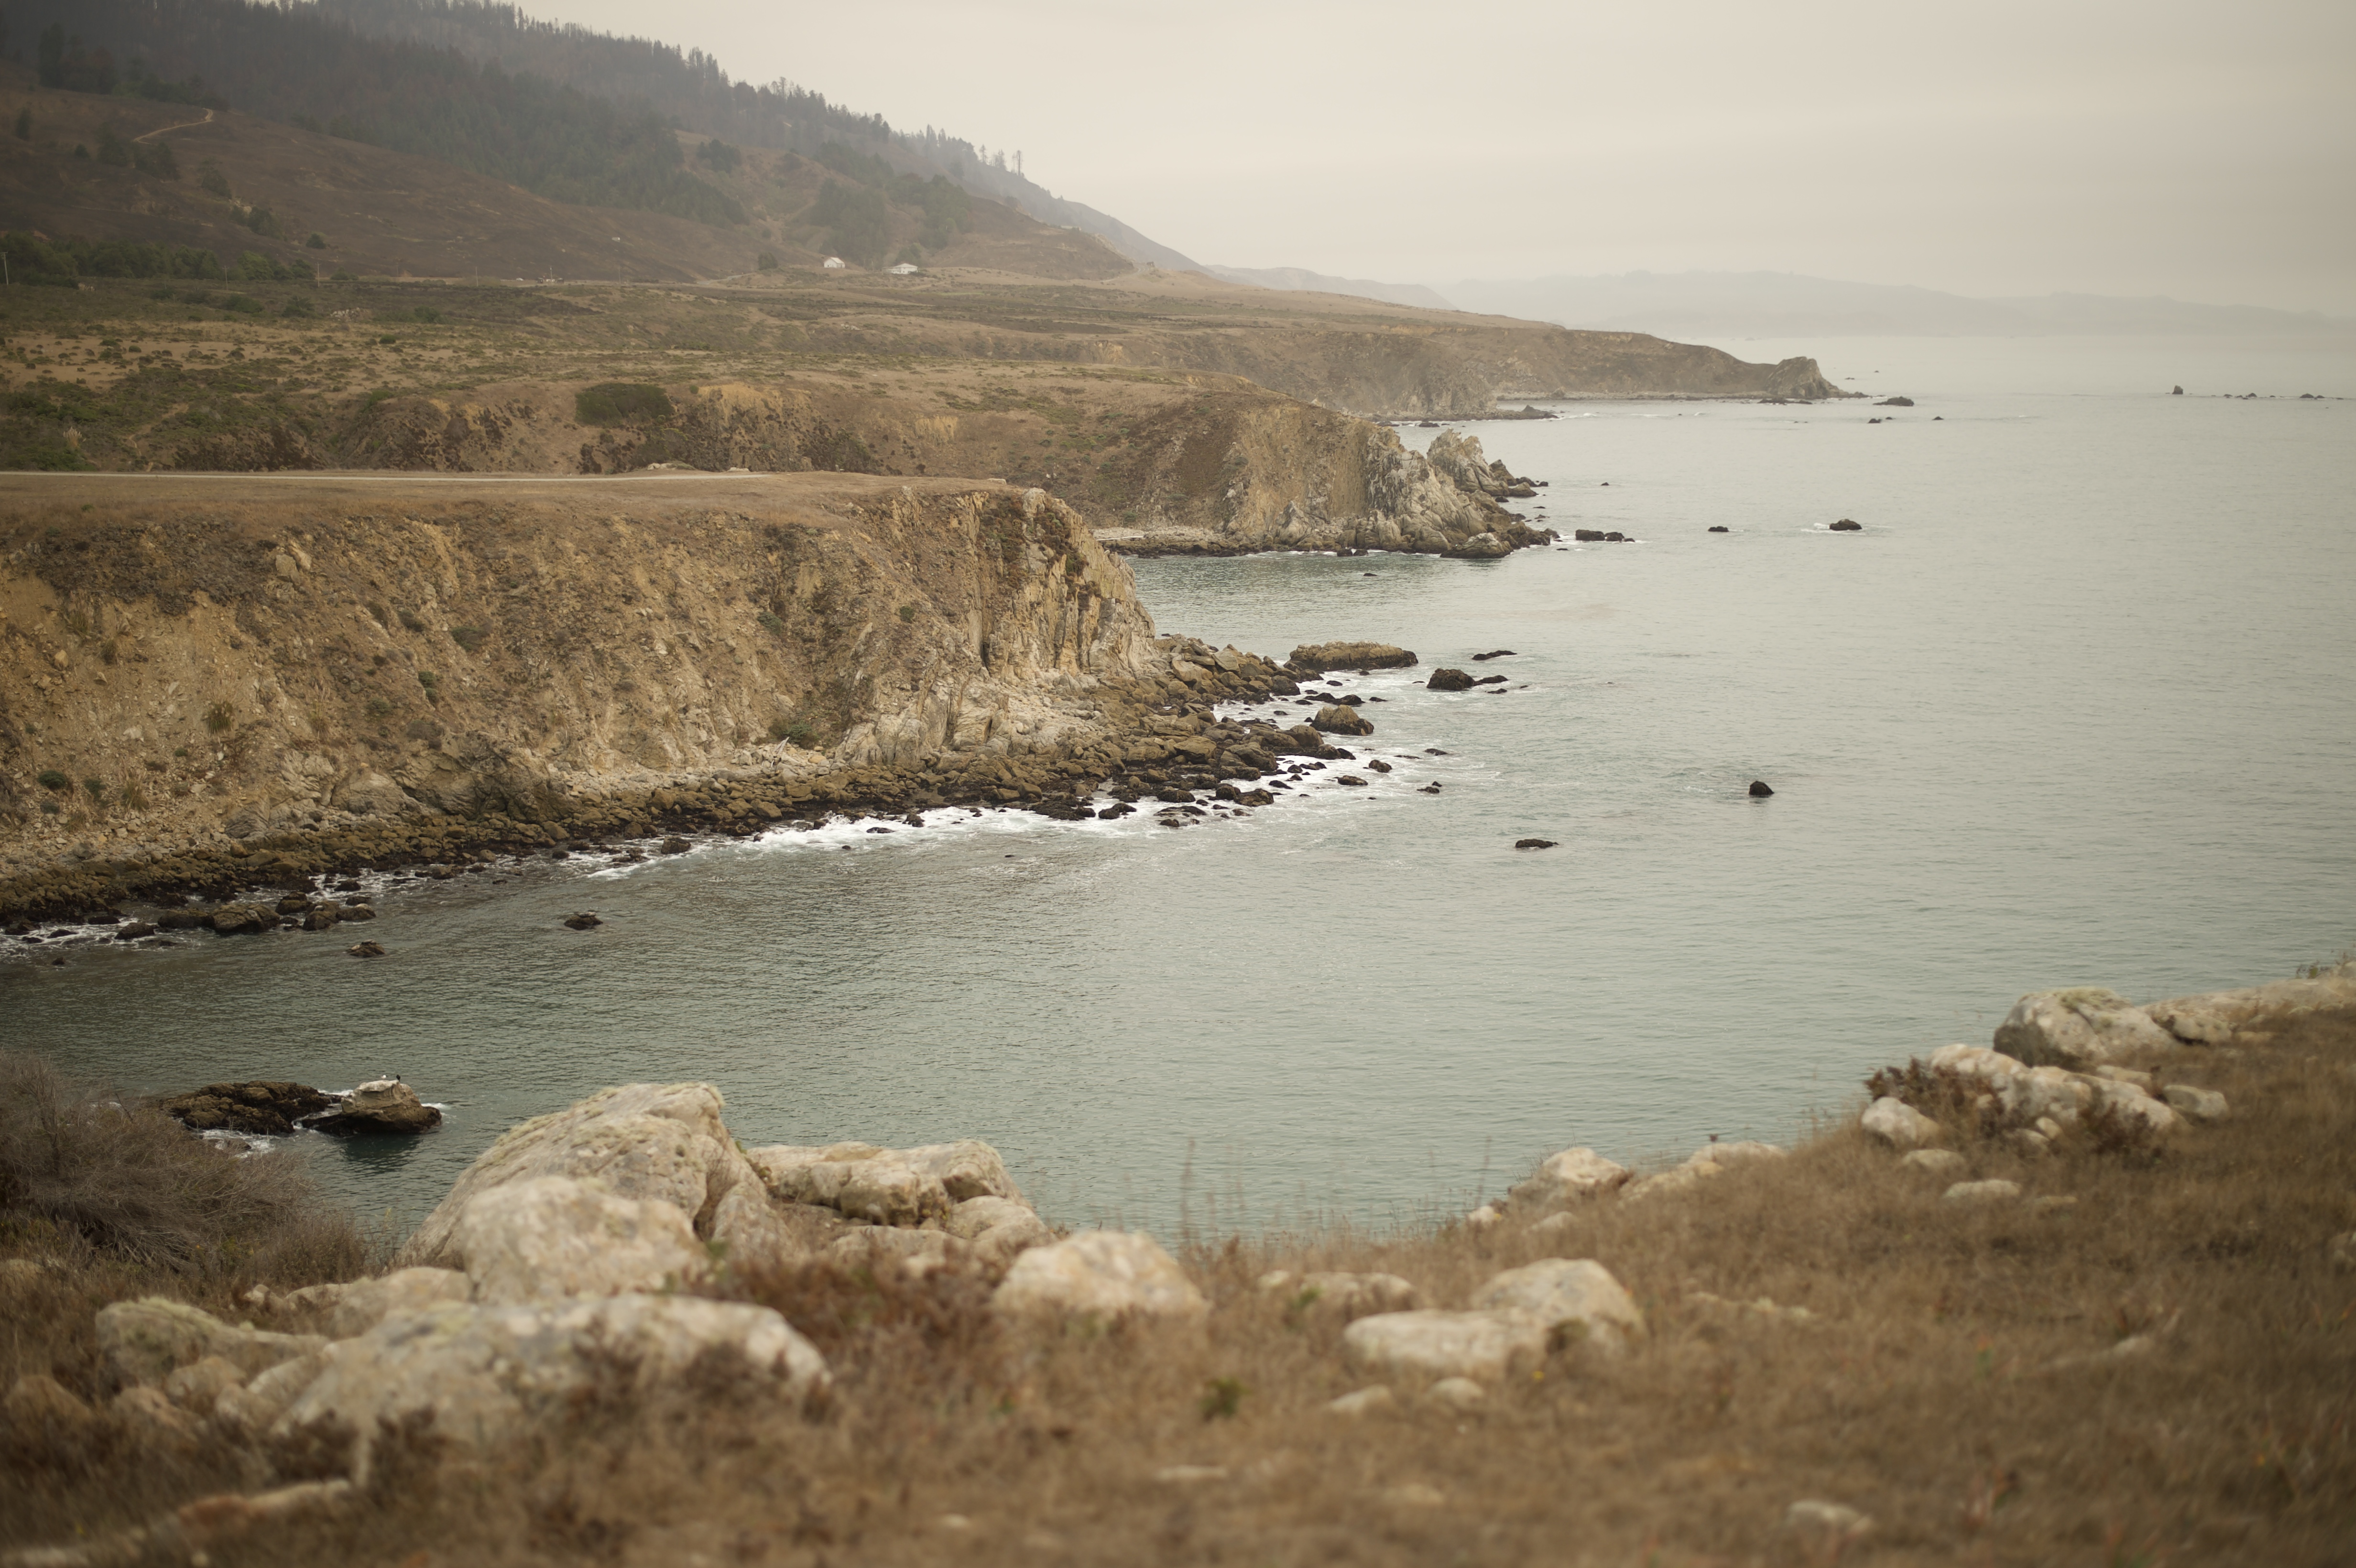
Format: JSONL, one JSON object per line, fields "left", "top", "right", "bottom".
{"left": 276, "top": 1295, "right": 828, "bottom": 1479}
{"left": 451, "top": 1176, "right": 709, "bottom": 1304}
{"left": 396, "top": 1082, "right": 764, "bottom": 1269}
{"left": 1994, "top": 989, "right": 2177, "bottom": 1067}
{"left": 991, "top": 1231, "right": 1206, "bottom": 1327}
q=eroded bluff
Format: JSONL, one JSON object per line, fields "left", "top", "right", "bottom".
{"left": 0, "top": 474, "right": 1219, "bottom": 904}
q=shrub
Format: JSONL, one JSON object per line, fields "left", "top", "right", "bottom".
{"left": 305, "top": 232, "right": 327, "bottom": 249}
{"left": 202, "top": 701, "right": 233, "bottom": 732}
{"left": 133, "top": 139, "right": 179, "bottom": 180}
{"left": 223, "top": 294, "right": 263, "bottom": 315}
{"left": 575, "top": 382, "right": 673, "bottom": 425}
{"left": 35, "top": 769, "right": 69, "bottom": 791}
{"left": 754, "top": 250, "right": 780, "bottom": 272}
{"left": 331, "top": 268, "right": 355, "bottom": 282}
{"left": 897, "top": 604, "right": 917, "bottom": 623}
{"left": 197, "top": 161, "right": 232, "bottom": 198}
{"left": 416, "top": 671, "right": 438, "bottom": 690}
{"left": 764, "top": 717, "right": 815, "bottom": 746}
{"left": 96, "top": 126, "right": 132, "bottom": 167}
{"left": 756, "top": 610, "right": 785, "bottom": 634}
{"left": 397, "top": 609, "right": 426, "bottom": 632}
{"left": 80, "top": 777, "right": 105, "bottom": 802}
{"left": 11, "top": 108, "right": 28, "bottom": 141}
{"left": 0, "top": 1050, "right": 368, "bottom": 1279}
{"left": 280, "top": 296, "right": 315, "bottom": 318}
{"left": 409, "top": 305, "right": 441, "bottom": 325}
{"left": 448, "top": 626, "right": 485, "bottom": 653}
{"left": 121, "top": 784, "right": 147, "bottom": 810}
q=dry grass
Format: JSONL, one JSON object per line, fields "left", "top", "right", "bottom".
{"left": 6, "top": 1015, "right": 2356, "bottom": 1567}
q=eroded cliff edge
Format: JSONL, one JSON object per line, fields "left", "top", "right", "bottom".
{"left": 0, "top": 472, "right": 1329, "bottom": 915}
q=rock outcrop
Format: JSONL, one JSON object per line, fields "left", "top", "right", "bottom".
{"left": 309, "top": 1079, "right": 441, "bottom": 1137}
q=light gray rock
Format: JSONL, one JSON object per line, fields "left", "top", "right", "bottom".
{"left": 1997, "top": 1066, "right": 2090, "bottom": 1128}
{"left": 1341, "top": 1310, "right": 1548, "bottom": 1384}
{"left": 1466, "top": 1258, "right": 1644, "bottom": 1353}
{"left": 1288, "top": 1271, "right": 1423, "bottom": 1323}
{"left": 708, "top": 1178, "right": 810, "bottom": 1274}
{"left": 1507, "top": 1146, "right": 1631, "bottom": 1209}
{"left": 96, "top": 1297, "right": 327, "bottom": 1387}
{"left": 1861, "top": 1096, "right": 1940, "bottom": 1149}
{"left": 2144, "top": 964, "right": 2356, "bottom": 1044}
{"left": 943, "top": 1195, "right": 1055, "bottom": 1266}
{"left": 827, "top": 1226, "right": 972, "bottom": 1277}
{"left": 1900, "top": 1149, "right": 1967, "bottom": 1176}
{"left": 1429, "top": 1376, "right": 1487, "bottom": 1409}
{"left": 1942, "top": 1179, "right": 2022, "bottom": 1204}
{"left": 397, "top": 1083, "right": 764, "bottom": 1268}
{"left": 2161, "top": 1084, "right": 2228, "bottom": 1122}
{"left": 276, "top": 1294, "right": 828, "bottom": 1479}
{"left": 215, "top": 1350, "right": 329, "bottom": 1433}
{"left": 745, "top": 1144, "right": 951, "bottom": 1227}
{"left": 1995, "top": 989, "right": 2177, "bottom": 1067}
{"left": 451, "top": 1176, "right": 708, "bottom": 1305}
{"left": 161, "top": 1355, "right": 245, "bottom": 1410}
{"left": 1928, "top": 1043, "right": 2028, "bottom": 1085}
{"left": 1326, "top": 1385, "right": 1397, "bottom": 1417}
{"left": 2085, "top": 1077, "right": 2180, "bottom": 1135}
{"left": 1784, "top": 1500, "right": 1873, "bottom": 1547}
{"left": 284, "top": 1268, "right": 473, "bottom": 1339}
{"left": 900, "top": 1140, "right": 1023, "bottom": 1203}
{"left": 991, "top": 1231, "right": 1207, "bottom": 1326}
{"left": 2328, "top": 1231, "right": 2356, "bottom": 1272}
{"left": 1621, "top": 1140, "right": 1788, "bottom": 1203}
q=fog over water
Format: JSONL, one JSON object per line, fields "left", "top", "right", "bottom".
{"left": 8, "top": 337, "right": 2349, "bottom": 1237}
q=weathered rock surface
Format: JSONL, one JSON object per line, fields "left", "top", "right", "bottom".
{"left": 1467, "top": 1259, "right": 1644, "bottom": 1352}
{"left": 452, "top": 1176, "right": 709, "bottom": 1304}
{"left": 96, "top": 1298, "right": 326, "bottom": 1388}
{"left": 2161, "top": 1084, "right": 2228, "bottom": 1122}
{"left": 1288, "top": 642, "right": 1417, "bottom": 674}
{"left": 1259, "top": 1270, "right": 1423, "bottom": 1322}
{"left": 1622, "top": 1141, "right": 1788, "bottom": 1202}
{"left": 276, "top": 1295, "right": 828, "bottom": 1475}
{"left": 991, "top": 1231, "right": 1207, "bottom": 1326}
{"left": 2143, "top": 963, "right": 2356, "bottom": 1043}
{"left": 309, "top": 1079, "right": 441, "bottom": 1137}
{"left": 1342, "top": 1310, "right": 1548, "bottom": 1384}
{"left": 1861, "top": 1097, "right": 1941, "bottom": 1149}
{"left": 1995, "top": 989, "right": 2177, "bottom": 1067}
{"left": 942, "top": 1195, "right": 1056, "bottom": 1266}
{"left": 1310, "top": 704, "right": 1374, "bottom": 736}
{"left": 159, "top": 1081, "right": 333, "bottom": 1136}
{"left": 282, "top": 1268, "right": 473, "bottom": 1340}
{"left": 1901, "top": 1149, "right": 1967, "bottom": 1176}
{"left": 1943, "top": 1179, "right": 2022, "bottom": 1204}
{"left": 398, "top": 1082, "right": 760, "bottom": 1268}
{"left": 1426, "top": 668, "right": 1474, "bottom": 691}
{"left": 1507, "top": 1147, "right": 1632, "bottom": 1211}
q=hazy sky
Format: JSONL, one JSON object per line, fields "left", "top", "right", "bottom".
{"left": 531, "top": 0, "right": 2354, "bottom": 313}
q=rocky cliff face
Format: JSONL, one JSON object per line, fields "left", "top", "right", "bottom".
{"left": 0, "top": 474, "right": 1159, "bottom": 883}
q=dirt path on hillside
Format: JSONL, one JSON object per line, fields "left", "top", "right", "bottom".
{"left": 134, "top": 108, "right": 214, "bottom": 143}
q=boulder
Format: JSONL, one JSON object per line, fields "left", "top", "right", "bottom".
{"left": 1310, "top": 705, "right": 1374, "bottom": 737}
{"left": 1327, "top": 1385, "right": 1397, "bottom": 1418}
{"left": 214, "top": 1351, "right": 330, "bottom": 1434}
{"left": 1451, "top": 532, "right": 1512, "bottom": 559}
{"left": 943, "top": 1196, "right": 1055, "bottom": 1266}
{"left": 659, "top": 837, "right": 692, "bottom": 854}
{"left": 275, "top": 1295, "right": 828, "bottom": 1479}
{"left": 1468, "top": 1258, "right": 1643, "bottom": 1352}
{"left": 1264, "top": 1271, "right": 1422, "bottom": 1323}
{"left": 310, "top": 1079, "right": 441, "bottom": 1137}
{"left": 827, "top": 1226, "right": 973, "bottom": 1277}
{"left": 206, "top": 904, "right": 276, "bottom": 935}
{"left": 1287, "top": 642, "right": 1417, "bottom": 674}
{"left": 1426, "top": 668, "right": 1474, "bottom": 692}
{"left": 162, "top": 1355, "right": 246, "bottom": 1410}
{"left": 282, "top": 1267, "right": 473, "bottom": 1339}
{"left": 113, "top": 1384, "right": 203, "bottom": 1449}
{"left": 749, "top": 1145, "right": 950, "bottom": 1226}
{"left": 5, "top": 1373, "right": 103, "bottom": 1448}
{"left": 1507, "top": 1147, "right": 1631, "bottom": 1211}
{"left": 1901, "top": 1149, "right": 1966, "bottom": 1176}
{"left": 1747, "top": 780, "right": 1774, "bottom": 797}
{"left": 397, "top": 1082, "right": 763, "bottom": 1269}
{"left": 1994, "top": 989, "right": 2177, "bottom": 1067}
{"left": 1621, "top": 1141, "right": 1787, "bottom": 1203}
{"left": 1513, "top": 838, "right": 1557, "bottom": 849}
{"left": 991, "top": 1231, "right": 1207, "bottom": 1327}
{"left": 2161, "top": 1084, "right": 2228, "bottom": 1122}
{"left": 2144, "top": 964, "right": 2356, "bottom": 1043}
{"left": 563, "top": 912, "right": 601, "bottom": 930}
{"left": 1829, "top": 519, "right": 1863, "bottom": 531}
{"left": 1942, "top": 1179, "right": 2021, "bottom": 1204}
{"left": 1341, "top": 1310, "right": 1548, "bottom": 1384}
{"left": 1861, "top": 1097, "right": 1940, "bottom": 1149}
{"left": 96, "top": 1297, "right": 327, "bottom": 1387}
{"left": 451, "top": 1176, "right": 709, "bottom": 1305}
{"left": 160, "top": 1081, "right": 334, "bottom": 1136}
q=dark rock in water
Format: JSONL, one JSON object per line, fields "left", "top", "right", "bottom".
{"left": 1418, "top": 784, "right": 1443, "bottom": 795}
{"left": 1236, "top": 789, "right": 1276, "bottom": 807}
{"left": 309, "top": 1080, "right": 441, "bottom": 1137}
{"left": 340, "top": 904, "right": 377, "bottom": 923}
{"left": 1425, "top": 748, "right": 1451, "bottom": 756}
{"left": 117, "top": 921, "right": 157, "bottom": 940}
{"left": 1574, "top": 529, "right": 1608, "bottom": 541}
{"left": 159, "top": 910, "right": 207, "bottom": 930}
{"left": 564, "top": 912, "right": 602, "bottom": 930}
{"left": 2171, "top": 385, "right": 2183, "bottom": 395}
{"left": 1427, "top": 668, "right": 1474, "bottom": 691}
{"left": 1336, "top": 775, "right": 1369, "bottom": 787}
{"left": 348, "top": 940, "right": 386, "bottom": 958}
{"left": 1748, "top": 780, "right": 1775, "bottom": 797}
{"left": 335, "top": 881, "right": 363, "bottom": 893}
{"left": 1514, "top": 838, "right": 1559, "bottom": 850}
{"left": 1368, "top": 759, "right": 1393, "bottom": 774}
{"left": 275, "top": 895, "right": 313, "bottom": 916}
{"left": 1288, "top": 642, "right": 1417, "bottom": 674}
{"left": 1155, "top": 786, "right": 1197, "bottom": 804}
{"left": 1336, "top": 694, "right": 1364, "bottom": 707}
{"left": 1472, "top": 649, "right": 1517, "bottom": 661}
{"left": 1311, "top": 705, "right": 1374, "bottom": 737}
{"left": 865, "top": 825, "right": 894, "bottom": 835}
{"left": 302, "top": 905, "right": 342, "bottom": 932}
{"left": 1474, "top": 675, "right": 1507, "bottom": 686}
{"left": 1876, "top": 396, "right": 1914, "bottom": 407}
{"left": 87, "top": 912, "right": 120, "bottom": 926}
{"left": 1708, "top": 525, "right": 1730, "bottom": 533}
{"left": 163, "top": 1081, "right": 335, "bottom": 1136}
{"left": 1830, "top": 519, "right": 1863, "bottom": 532}
{"left": 206, "top": 904, "right": 276, "bottom": 936}
{"left": 659, "top": 837, "right": 692, "bottom": 854}
{"left": 3, "top": 922, "right": 29, "bottom": 936}
{"left": 427, "top": 864, "right": 456, "bottom": 880}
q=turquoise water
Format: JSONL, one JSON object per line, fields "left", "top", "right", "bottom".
{"left": 6, "top": 337, "right": 2352, "bottom": 1235}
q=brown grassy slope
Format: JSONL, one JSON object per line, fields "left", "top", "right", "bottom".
{"left": 6, "top": 1010, "right": 2352, "bottom": 1567}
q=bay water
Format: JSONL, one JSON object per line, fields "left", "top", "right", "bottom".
{"left": 6, "top": 335, "right": 2351, "bottom": 1237}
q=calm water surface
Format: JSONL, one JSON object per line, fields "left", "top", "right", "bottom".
{"left": 6, "top": 337, "right": 2351, "bottom": 1235}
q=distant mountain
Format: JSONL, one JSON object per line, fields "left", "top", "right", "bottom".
{"left": 1443, "top": 272, "right": 2356, "bottom": 339}
{"left": 1207, "top": 265, "right": 1454, "bottom": 311}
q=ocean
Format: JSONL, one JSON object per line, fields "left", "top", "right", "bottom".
{"left": 6, "top": 334, "right": 2351, "bottom": 1237}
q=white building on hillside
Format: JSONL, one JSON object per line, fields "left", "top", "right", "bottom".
{"left": 888, "top": 262, "right": 920, "bottom": 276}
{"left": 822, "top": 256, "right": 846, "bottom": 270}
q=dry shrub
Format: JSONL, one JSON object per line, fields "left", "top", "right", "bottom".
{"left": 1865, "top": 1057, "right": 2002, "bottom": 1142}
